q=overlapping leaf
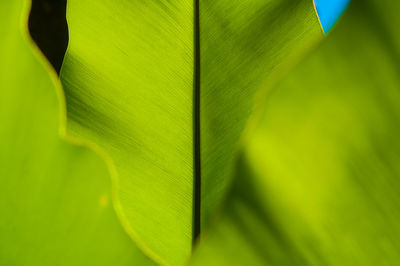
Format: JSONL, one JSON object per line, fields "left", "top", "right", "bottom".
{"left": 0, "top": 0, "right": 154, "bottom": 265}
{"left": 199, "top": 0, "right": 323, "bottom": 227}
{"left": 190, "top": 0, "right": 400, "bottom": 264}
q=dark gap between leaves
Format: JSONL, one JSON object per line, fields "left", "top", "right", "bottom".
{"left": 28, "top": 0, "right": 68, "bottom": 74}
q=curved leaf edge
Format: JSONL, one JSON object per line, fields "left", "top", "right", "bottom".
{"left": 190, "top": 0, "right": 328, "bottom": 257}
{"left": 19, "top": 0, "right": 165, "bottom": 265}
{"left": 312, "top": 0, "right": 326, "bottom": 34}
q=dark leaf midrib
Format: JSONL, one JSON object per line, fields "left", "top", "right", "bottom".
{"left": 193, "top": 0, "right": 201, "bottom": 245}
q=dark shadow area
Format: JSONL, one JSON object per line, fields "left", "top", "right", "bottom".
{"left": 29, "top": 0, "right": 68, "bottom": 74}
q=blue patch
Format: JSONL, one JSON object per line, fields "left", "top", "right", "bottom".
{"left": 314, "top": 0, "right": 351, "bottom": 33}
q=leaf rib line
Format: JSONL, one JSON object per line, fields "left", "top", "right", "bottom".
{"left": 193, "top": 0, "right": 201, "bottom": 245}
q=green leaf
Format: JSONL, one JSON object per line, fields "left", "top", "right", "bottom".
{"left": 199, "top": 0, "right": 323, "bottom": 228}
{"left": 191, "top": 0, "right": 400, "bottom": 264}
{"left": 0, "top": 1, "right": 154, "bottom": 265}
{"left": 60, "top": 0, "right": 323, "bottom": 264}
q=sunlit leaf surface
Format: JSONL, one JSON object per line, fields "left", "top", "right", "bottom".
{"left": 0, "top": 1, "right": 154, "bottom": 265}
{"left": 60, "top": 0, "right": 322, "bottom": 263}
{"left": 191, "top": 0, "right": 400, "bottom": 264}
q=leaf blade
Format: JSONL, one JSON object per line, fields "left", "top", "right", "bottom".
{"left": 60, "top": 0, "right": 324, "bottom": 264}
{"left": 191, "top": 0, "right": 400, "bottom": 264}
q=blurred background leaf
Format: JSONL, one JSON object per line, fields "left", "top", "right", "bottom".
{"left": 0, "top": 0, "right": 154, "bottom": 265}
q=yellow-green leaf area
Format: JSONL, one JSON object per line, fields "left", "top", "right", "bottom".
{"left": 0, "top": 1, "right": 154, "bottom": 265}
{"left": 191, "top": 0, "right": 400, "bottom": 264}
{"left": 60, "top": 0, "right": 324, "bottom": 264}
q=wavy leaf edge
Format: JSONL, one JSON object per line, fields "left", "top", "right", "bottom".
{"left": 20, "top": 0, "right": 165, "bottom": 265}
